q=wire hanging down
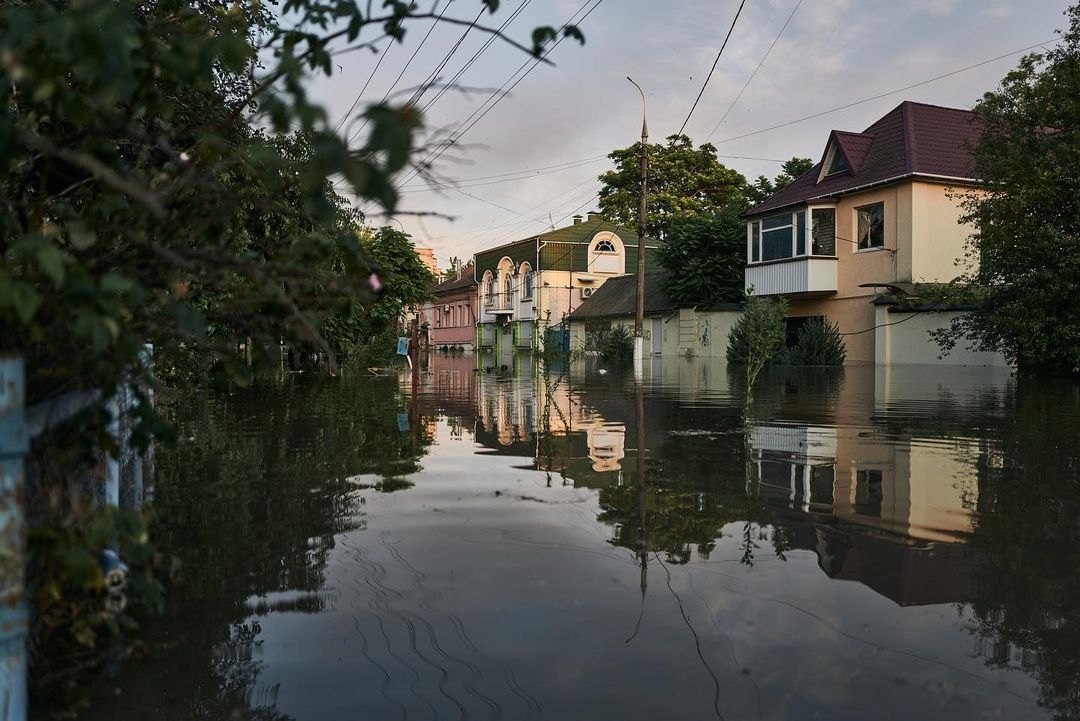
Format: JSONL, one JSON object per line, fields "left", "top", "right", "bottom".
{"left": 678, "top": 0, "right": 747, "bottom": 136}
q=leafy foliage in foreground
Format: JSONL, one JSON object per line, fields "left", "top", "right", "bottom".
{"left": 1, "top": 0, "right": 582, "bottom": 693}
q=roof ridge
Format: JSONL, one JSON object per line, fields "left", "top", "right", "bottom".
{"left": 903, "top": 101, "right": 918, "bottom": 170}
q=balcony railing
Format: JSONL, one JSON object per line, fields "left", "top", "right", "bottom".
{"left": 745, "top": 256, "right": 837, "bottom": 296}
{"left": 484, "top": 291, "right": 515, "bottom": 313}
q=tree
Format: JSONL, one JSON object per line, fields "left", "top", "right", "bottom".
{"left": 726, "top": 296, "right": 788, "bottom": 390}
{"left": 932, "top": 4, "right": 1080, "bottom": 375}
{"left": 0, "top": 0, "right": 583, "bottom": 402}
{"left": 597, "top": 134, "right": 747, "bottom": 240}
{"left": 746, "top": 157, "right": 814, "bottom": 205}
{"left": 321, "top": 226, "right": 435, "bottom": 360}
{"left": 0, "top": 0, "right": 583, "bottom": 682}
{"left": 656, "top": 208, "right": 746, "bottom": 307}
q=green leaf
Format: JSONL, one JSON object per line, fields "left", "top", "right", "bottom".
{"left": 67, "top": 220, "right": 97, "bottom": 250}
{"left": 36, "top": 242, "right": 68, "bottom": 287}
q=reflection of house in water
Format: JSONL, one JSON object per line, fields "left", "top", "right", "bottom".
{"left": 473, "top": 372, "right": 626, "bottom": 481}
{"left": 416, "top": 353, "right": 480, "bottom": 440}
{"left": 750, "top": 414, "right": 982, "bottom": 605}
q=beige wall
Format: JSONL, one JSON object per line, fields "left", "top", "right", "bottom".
{"left": 756, "top": 180, "right": 989, "bottom": 365}
{"left": 909, "top": 182, "right": 981, "bottom": 283}
{"left": 787, "top": 296, "right": 878, "bottom": 364}
{"left": 873, "top": 305, "right": 1009, "bottom": 367}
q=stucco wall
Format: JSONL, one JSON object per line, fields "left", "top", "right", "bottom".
{"left": 909, "top": 182, "right": 981, "bottom": 283}
{"left": 873, "top": 305, "right": 1009, "bottom": 367}
{"left": 787, "top": 296, "right": 878, "bottom": 364}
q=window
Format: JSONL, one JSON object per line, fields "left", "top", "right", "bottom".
{"left": 811, "top": 208, "right": 836, "bottom": 255}
{"left": 485, "top": 276, "right": 496, "bottom": 306}
{"left": 856, "top": 202, "right": 884, "bottom": 249}
{"left": 823, "top": 143, "right": 850, "bottom": 177}
{"left": 594, "top": 239, "right": 616, "bottom": 252}
{"left": 503, "top": 276, "right": 513, "bottom": 307}
{"left": 854, "top": 468, "right": 883, "bottom": 517}
{"left": 521, "top": 270, "right": 534, "bottom": 301}
{"left": 748, "top": 209, "right": 811, "bottom": 262}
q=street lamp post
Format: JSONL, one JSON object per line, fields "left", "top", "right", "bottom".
{"left": 626, "top": 77, "right": 648, "bottom": 370}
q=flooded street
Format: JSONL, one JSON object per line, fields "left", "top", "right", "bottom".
{"left": 77, "top": 356, "right": 1080, "bottom": 721}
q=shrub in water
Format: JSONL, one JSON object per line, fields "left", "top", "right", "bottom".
{"left": 597, "top": 325, "right": 634, "bottom": 364}
{"left": 726, "top": 297, "right": 788, "bottom": 382}
{"left": 789, "top": 318, "right": 846, "bottom": 366}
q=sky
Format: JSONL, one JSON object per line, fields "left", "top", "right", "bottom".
{"left": 305, "top": 0, "right": 1072, "bottom": 268}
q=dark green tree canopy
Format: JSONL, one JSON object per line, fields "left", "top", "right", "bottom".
{"left": 746, "top": 157, "right": 814, "bottom": 205}
{"left": 656, "top": 209, "right": 746, "bottom": 307}
{"left": 597, "top": 134, "right": 747, "bottom": 240}
{"left": 933, "top": 3, "right": 1080, "bottom": 375}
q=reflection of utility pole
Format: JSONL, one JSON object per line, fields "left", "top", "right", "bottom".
{"left": 626, "top": 376, "right": 648, "bottom": 643}
{"left": 627, "top": 77, "right": 648, "bottom": 374}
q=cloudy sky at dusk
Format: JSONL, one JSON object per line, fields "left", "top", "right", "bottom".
{"left": 306, "top": 0, "right": 1071, "bottom": 267}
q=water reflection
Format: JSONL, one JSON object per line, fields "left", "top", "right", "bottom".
{"left": 67, "top": 356, "right": 1080, "bottom": 721}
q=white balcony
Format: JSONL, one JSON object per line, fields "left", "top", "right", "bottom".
{"left": 746, "top": 256, "right": 837, "bottom": 296}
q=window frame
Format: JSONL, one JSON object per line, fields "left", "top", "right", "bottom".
{"left": 521, "top": 269, "right": 534, "bottom": 301}
{"left": 856, "top": 201, "right": 885, "bottom": 251}
{"left": 747, "top": 205, "right": 834, "bottom": 264}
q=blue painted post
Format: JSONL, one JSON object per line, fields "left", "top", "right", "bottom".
{"left": 0, "top": 357, "right": 27, "bottom": 721}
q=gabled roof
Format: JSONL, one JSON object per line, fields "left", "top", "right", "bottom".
{"left": 749, "top": 101, "right": 984, "bottom": 217}
{"left": 430, "top": 268, "right": 477, "bottom": 296}
{"left": 827, "top": 130, "right": 874, "bottom": 175}
{"left": 567, "top": 272, "right": 677, "bottom": 320}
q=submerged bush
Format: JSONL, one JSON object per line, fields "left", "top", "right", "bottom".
{"left": 596, "top": 325, "right": 634, "bottom": 364}
{"left": 788, "top": 318, "right": 847, "bottom": 366}
{"left": 726, "top": 297, "right": 787, "bottom": 371}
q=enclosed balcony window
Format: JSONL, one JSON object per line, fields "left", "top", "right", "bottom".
{"left": 748, "top": 206, "right": 836, "bottom": 263}
{"left": 811, "top": 208, "right": 836, "bottom": 255}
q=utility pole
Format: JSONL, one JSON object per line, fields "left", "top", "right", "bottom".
{"left": 627, "top": 77, "right": 648, "bottom": 371}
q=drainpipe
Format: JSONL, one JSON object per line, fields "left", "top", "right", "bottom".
{"left": 0, "top": 356, "right": 27, "bottom": 721}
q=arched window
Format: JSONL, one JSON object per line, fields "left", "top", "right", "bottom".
{"left": 521, "top": 270, "right": 534, "bottom": 301}
{"left": 503, "top": 276, "right": 513, "bottom": 307}
{"left": 590, "top": 232, "right": 624, "bottom": 274}
{"left": 483, "top": 272, "right": 495, "bottom": 306}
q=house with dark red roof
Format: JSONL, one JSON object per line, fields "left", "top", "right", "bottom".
{"left": 745, "top": 101, "right": 1007, "bottom": 366}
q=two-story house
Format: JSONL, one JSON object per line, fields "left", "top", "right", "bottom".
{"left": 423, "top": 266, "right": 478, "bottom": 351}
{"left": 745, "top": 101, "right": 1001, "bottom": 365}
{"left": 473, "top": 213, "right": 661, "bottom": 360}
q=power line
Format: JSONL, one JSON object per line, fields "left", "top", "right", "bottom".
{"left": 678, "top": 0, "right": 747, "bottom": 136}
{"left": 417, "top": 0, "right": 533, "bottom": 115}
{"left": 398, "top": 156, "right": 607, "bottom": 193}
{"left": 713, "top": 38, "right": 1061, "bottom": 145}
{"left": 334, "top": 35, "right": 395, "bottom": 133}
{"left": 705, "top": 0, "right": 803, "bottom": 141}
{"left": 344, "top": 0, "right": 463, "bottom": 145}
{"left": 377, "top": 0, "right": 605, "bottom": 209}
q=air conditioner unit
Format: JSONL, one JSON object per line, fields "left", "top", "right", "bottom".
{"left": 580, "top": 287, "right": 595, "bottom": 299}
{"left": 443, "top": 304, "right": 450, "bottom": 312}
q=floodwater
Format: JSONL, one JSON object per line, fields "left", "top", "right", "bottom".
{"left": 73, "top": 354, "right": 1080, "bottom": 721}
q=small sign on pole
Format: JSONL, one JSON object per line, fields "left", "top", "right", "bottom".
{"left": 396, "top": 337, "right": 413, "bottom": 370}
